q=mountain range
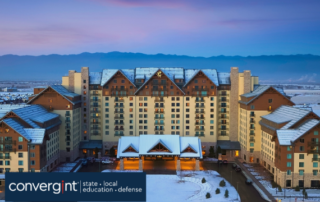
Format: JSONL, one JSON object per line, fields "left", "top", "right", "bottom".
{"left": 0, "top": 52, "right": 320, "bottom": 84}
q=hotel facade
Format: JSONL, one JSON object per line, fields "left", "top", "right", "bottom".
{"left": 0, "top": 66, "right": 319, "bottom": 188}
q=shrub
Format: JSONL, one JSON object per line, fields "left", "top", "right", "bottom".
{"left": 215, "top": 188, "right": 220, "bottom": 194}
{"left": 219, "top": 180, "right": 226, "bottom": 187}
{"left": 271, "top": 181, "right": 278, "bottom": 188}
{"left": 202, "top": 178, "right": 206, "bottom": 183}
{"left": 224, "top": 189, "right": 229, "bottom": 198}
{"left": 206, "top": 192, "right": 211, "bottom": 199}
{"left": 295, "top": 186, "right": 300, "bottom": 192}
{"left": 278, "top": 186, "right": 282, "bottom": 192}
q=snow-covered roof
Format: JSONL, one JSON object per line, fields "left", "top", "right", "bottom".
{"left": 240, "top": 85, "right": 289, "bottom": 105}
{"left": 217, "top": 72, "right": 230, "bottom": 85}
{"left": 277, "top": 119, "right": 320, "bottom": 145}
{"left": 262, "top": 105, "right": 311, "bottom": 128}
{"left": 100, "top": 69, "right": 135, "bottom": 87}
{"left": 2, "top": 118, "right": 46, "bottom": 144}
{"left": 184, "top": 69, "right": 219, "bottom": 87}
{"left": 31, "top": 113, "right": 59, "bottom": 123}
{"left": 0, "top": 104, "right": 30, "bottom": 119}
{"left": 89, "top": 72, "right": 102, "bottom": 85}
{"left": 117, "top": 135, "right": 203, "bottom": 158}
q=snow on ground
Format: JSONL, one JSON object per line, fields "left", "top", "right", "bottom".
{"left": 243, "top": 164, "right": 252, "bottom": 168}
{"left": 250, "top": 172, "right": 260, "bottom": 176}
{"left": 247, "top": 168, "right": 255, "bottom": 172}
{"left": 52, "top": 159, "right": 82, "bottom": 172}
{"left": 146, "top": 171, "right": 240, "bottom": 202}
{"left": 102, "top": 169, "right": 142, "bottom": 173}
{"left": 259, "top": 180, "right": 320, "bottom": 201}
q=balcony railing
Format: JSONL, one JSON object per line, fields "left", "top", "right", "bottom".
{"left": 195, "top": 117, "right": 205, "bottom": 119}
{"left": 90, "top": 116, "right": 101, "bottom": 119}
{"left": 154, "top": 128, "right": 164, "bottom": 131}
{"left": 250, "top": 114, "right": 255, "bottom": 117}
{"left": 114, "top": 128, "right": 125, "bottom": 131}
{"left": 219, "top": 127, "right": 229, "bottom": 130}
{"left": 65, "top": 125, "right": 71, "bottom": 129}
{"left": 151, "top": 91, "right": 168, "bottom": 97}
{"left": 312, "top": 158, "right": 320, "bottom": 162}
{"left": 219, "top": 133, "right": 228, "bottom": 136}
{"left": 65, "top": 113, "right": 71, "bottom": 117}
{"left": 195, "top": 111, "right": 205, "bottom": 114}
{"left": 219, "top": 111, "right": 228, "bottom": 114}
{"left": 195, "top": 105, "right": 205, "bottom": 108}
{"left": 91, "top": 132, "right": 100, "bottom": 135}
{"left": 92, "top": 122, "right": 100, "bottom": 125}
{"left": 0, "top": 148, "right": 16, "bottom": 153}
{"left": 154, "top": 105, "right": 165, "bottom": 108}
{"left": 114, "top": 116, "right": 125, "bottom": 119}
{"left": 91, "top": 99, "right": 100, "bottom": 102}
{"left": 195, "top": 134, "right": 205, "bottom": 137}
{"left": 0, "top": 156, "right": 11, "bottom": 160}
{"left": 250, "top": 127, "right": 255, "bottom": 130}
{"left": 114, "top": 105, "right": 125, "bottom": 108}
{"left": 249, "top": 139, "right": 255, "bottom": 142}
{"left": 114, "top": 99, "right": 125, "bottom": 102}
{"left": 154, "top": 116, "right": 165, "bottom": 119}
{"left": 90, "top": 127, "right": 101, "bottom": 130}
{"left": 91, "top": 104, "right": 101, "bottom": 107}
{"left": 308, "top": 150, "right": 320, "bottom": 154}
{"left": 65, "top": 119, "right": 71, "bottom": 123}
{"left": 250, "top": 120, "right": 255, "bottom": 123}
{"left": 219, "top": 99, "right": 229, "bottom": 102}
{"left": 195, "top": 123, "right": 205, "bottom": 125}
{"left": 114, "top": 123, "right": 125, "bottom": 125}
{"left": 114, "top": 110, "right": 124, "bottom": 114}
{"left": 65, "top": 132, "right": 71, "bottom": 135}
{"left": 308, "top": 142, "right": 320, "bottom": 146}
{"left": 90, "top": 109, "right": 101, "bottom": 112}
{"left": 91, "top": 92, "right": 101, "bottom": 96}
{"left": 154, "top": 123, "right": 165, "bottom": 125}
{"left": 65, "top": 138, "right": 71, "bottom": 141}
{"left": 154, "top": 98, "right": 165, "bottom": 102}
{"left": 250, "top": 133, "right": 255, "bottom": 136}
{"left": 155, "top": 111, "right": 165, "bottom": 114}
{"left": 0, "top": 140, "right": 16, "bottom": 145}
{"left": 114, "top": 133, "right": 124, "bottom": 136}
{"left": 195, "top": 99, "right": 205, "bottom": 102}
{"left": 195, "top": 128, "right": 205, "bottom": 131}
{"left": 219, "top": 93, "right": 229, "bottom": 96}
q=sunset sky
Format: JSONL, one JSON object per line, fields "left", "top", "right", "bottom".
{"left": 1, "top": 0, "right": 320, "bottom": 56}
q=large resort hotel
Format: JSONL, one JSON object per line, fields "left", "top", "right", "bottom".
{"left": 0, "top": 66, "right": 320, "bottom": 188}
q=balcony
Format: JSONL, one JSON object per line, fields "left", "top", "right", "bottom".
{"left": 154, "top": 116, "right": 165, "bottom": 119}
{"left": 219, "top": 127, "right": 229, "bottom": 131}
{"left": 90, "top": 108, "right": 101, "bottom": 112}
{"left": 90, "top": 126, "right": 101, "bottom": 130}
{"left": 91, "top": 131, "right": 100, "bottom": 136}
{"left": 195, "top": 117, "right": 205, "bottom": 120}
{"left": 219, "top": 93, "right": 229, "bottom": 96}
{"left": 195, "top": 123, "right": 205, "bottom": 125}
{"left": 0, "top": 148, "right": 16, "bottom": 153}
{"left": 114, "top": 116, "right": 124, "bottom": 119}
{"left": 65, "top": 138, "right": 71, "bottom": 141}
{"left": 249, "top": 139, "right": 255, "bottom": 142}
{"left": 308, "top": 150, "right": 320, "bottom": 154}
{"left": 308, "top": 142, "right": 320, "bottom": 146}
{"left": 195, "top": 134, "right": 205, "bottom": 137}
{"left": 219, "top": 99, "right": 229, "bottom": 102}
{"left": 155, "top": 111, "right": 165, "bottom": 114}
{"left": 0, "top": 155, "right": 11, "bottom": 160}
{"left": 91, "top": 92, "right": 101, "bottom": 96}
{"left": 0, "top": 140, "right": 16, "bottom": 145}
{"left": 219, "top": 132, "right": 228, "bottom": 136}
{"left": 91, "top": 104, "right": 101, "bottom": 107}
{"left": 191, "top": 90, "right": 208, "bottom": 97}
{"left": 90, "top": 116, "right": 101, "bottom": 119}
{"left": 114, "top": 110, "right": 124, "bottom": 114}
{"left": 65, "top": 113, "right": 71, "bottom": 117}
{"left": 250, "top": 133, "right": 255, "bottom": 136}
{"left": 250, "top": 127, "right": 255, "bottom": 130}
{"left": 195, "top": 128, "right": 205, "bottom": 131}
{"left": 312, "top": 158, "right": 320, "bottom": 162}
{"left": 154, "top": 105, "right": 165, "bottom": 108}
{"left": 114, "top": 128, "right": 125, "bottom": 131}
{"left": 250, "top": 114, "right": 255, "bottom": 117}
{"left": 65, "top": 132, "right": 71, "bottom": 135}
{"left": 114, "top": 122, "right": 125, "bottom": 125}
{"left": 154, "top": 128, "right": 164, "bottom": 131}
{"left": 114, "top": 99, "right": 125, "bottom": 102}
{"left": 110, "top": 89, "right": 128, "bottom": 97}
{"left": 220, "top": 115, "right": 229, "bottom": 119}
{"left": 65, "top": 125, "right": 71, "bottom": 129}
{"left": 92, "top": 122, "right": 100, "bottom": 125}
{"left": 250, "top": 120, "right": 255, "bottom": 123}
{"left": 195, "top": 99, "right": 205, "bottom": 102}
{"left": 91, "top": 99, "right": 100, "bottom": 102}
{"left": 154, "top": 98, "right": 165, "bottom": 102}
{"left": 154, "top": 122, "right": 165, "bottom": 125}
{"left": 220, "top": 105, "right": 229, "bottom": 108}
{"left": 195, "top": 111, "right": 205, "bottom": 114}
{"left": 151, "top": 91, "right": 168, "bottom": 97}
{"left": 65, "top": 119, "right": 71, "bottom": 123}
{"left": 114, "top": 105, "right": 125, "bottom": 108}
{"left": 195, "top": 105, "right": 205, "bottom": 108}
{"left": 114, "top": 133, "right": 124, "bottom": 136}
{"left": 219, "top": 111, "right": 228, "bottom": 114}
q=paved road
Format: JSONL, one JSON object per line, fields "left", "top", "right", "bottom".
{"left": 202, "top": 161, "right": 268, "bottom": 202}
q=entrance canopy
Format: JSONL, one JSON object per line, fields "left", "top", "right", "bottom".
{"left": 217, "top": 140, "right": 241, "bottom": 150}
{"left": 117, "top": 135, "right": 203, "bottom": 159}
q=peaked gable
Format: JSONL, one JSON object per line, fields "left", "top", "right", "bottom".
{"left": 135, "top": 69, "right": 185, "bottom": 96}
{"left": 181, "top": 144, "right": 197, "bottom": 153}
{"left": 123, "top": 144, "right": 139, "bottom": 153}
{"left": 148, "top": 139, "right": 172, "bottom": 153}
{"left": 102, "top": 70, "right": 137, "bottom": 96}
{"left": 183, "top": 70, "right": 217, "bottom": 96}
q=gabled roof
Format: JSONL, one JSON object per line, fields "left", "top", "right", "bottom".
{"left": 117, "top": 137, "right": 140, "bottom": 158}
{"left": 147, "top": 139, "right": 172, "bottom": 153}
{"left": 122, "top": 143, "right": 139, "bottom": 153}
{"left": 0, "top": 104, "right": 30, "bottom": 119}
{"left": 181, "top": 144, "right": 197, "bottom": 153}
{"left": 2, "top": 118, "right": 45, "bottom": 144}
{"left": 28, "top": 85, "right": 80, "bottom": 105}
{"left": 184, "top": 69, "right": 219, "bottom": 87}
{"left": 261, "top": 105, "right": 311, "bottom": 129}
{"left": 217, "top": 72, "right": 230, "bottom": 85}
{"left": 134, "top": 68, "right": 185, "bottom": 95}
{"left": 277, "top": 119, "right": 320, "bottom": 146}
{"left": 100, "top": 69, "right": 136, "bottom": 87}
{"left": 239, "top": 85, "right": 290, "bottom": 105}
{"left": 139, "top": 135, "right": 180, "bottom": 155}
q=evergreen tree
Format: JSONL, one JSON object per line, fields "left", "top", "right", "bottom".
{"left": 94, "top": 147, "right": 99, "bottom": 158}
{"left": 215, "top": 188, "right": 220, "bottom": 194}
{"left": 219, "top": 180, "right": 226, "bottom": 187}
{"left": 206, "top": 192, "right": 211, "bottom": 199}
{"left": 202, "top": 178, "right": 206, "bottom": 183}
{"left": 109, "top": 147, "right": 115, "bottom": 157}
{"left": 224, "top": 189, "right": 229, "bottom": 198}
{"left": 217, "top": 146, "right": 222, "bottom": 155}
{"left": 209, "top": 146, "right": 215, "bottom": 157}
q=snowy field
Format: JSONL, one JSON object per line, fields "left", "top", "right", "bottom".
{"left": 101, "top": 170, "right": 240, "bottom": 202}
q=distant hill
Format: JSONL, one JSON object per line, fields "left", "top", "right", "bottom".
{"left": 0, "top": 52, "right": 320, "bottom": 83}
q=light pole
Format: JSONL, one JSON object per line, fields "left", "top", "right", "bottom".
{"left": 237, "top": 182, "right": 239, "bottom": 201}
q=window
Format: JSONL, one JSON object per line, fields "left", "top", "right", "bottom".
{"left": 210, "top": 103, "right": 214, "bottom": 107}
{"left": 287, "top": 162, "right": 291, "bottom": 167}
{"left": 315, "top": 131, "right": 319, "bottom": 135}
{"left": 250, "top": 149, "right": 254, "bottom": 153}
{"left": 300, "top": 138, "right": 304, "bottom": 143}
{"left": 287, "top": 170, "right": 291, "bottom": 175}
{"left": 18, "top": 145, "right": 23, "bottom": 150}
{"left": 83, "top": 79, "right": 86, "bottom": 83}
{"left": 210, "top": 97, "right": 214, "bottom": 101}
{"left": 299, "top": 146, "right": 304, "bottom": 152}
{"left": 30, "top": 153, "right": 35, "bottom": 157}
{"left": 18, "top": 153, "right": 23, "bottom": 158}
{"left": 299, "top": 170, "right": 304, "bottom": 176}
{"left": 194, "top": 79, "right": 198, "bottom": 83}
{"left": 211, "top": 86, "right": 214, "bottom": 89}
{"left": 18, "top": 137, "right": 23, "bottom": 142}
{"left": 313, "top": 170, "right": 318, "bottom": 176}
{"left": 250, "top": 105, "right": 255, "bottom": 110}
{"left": 299, "top": 154, "right": 304, "bottom": 159}
{"left": 113, "top": 79, "right": 117, "bottom": 83}
{"left": 18, "top": 161, "right": 23, "bottom": 166}
{"left": 287, "top": 146, "right": 291, "bottom": 151}
{"left": 210, "top": 120, "right": 214, "bottom": 124}
{"left": 268, "top": 99, "right": 272, "bottom": 103}
{"left": 19, "top": 168, "right": 23, "bottom": 172}
{"left": 313, "top": 162, "right": 318, "bottom": 167}
{"left": 186, "top": 131, "right": 189, "bottom": 136}
{"left": 186, "top": 97, "right": 190, "bottom": 101}
{"left": 250, "top": 143, "right": 254, "bottom": 147}
{"left": 5, "top": 161, "right": 10, "bottom": 165}
{"left": 287, "top": 154, "right": 292, "bottom": 159}
{"left": 299, "top": 162, "right": 304, "bottom": 167}
{"left": 210, "top": 132, "right": 214, "bottom": 136}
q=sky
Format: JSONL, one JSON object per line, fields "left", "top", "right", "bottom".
{"left": 1, "top": 0, "right": 320, "bottom": 57}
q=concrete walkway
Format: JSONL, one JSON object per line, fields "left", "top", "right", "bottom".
{"left": 235, "top": 158, "right": 277, "bottom": 202}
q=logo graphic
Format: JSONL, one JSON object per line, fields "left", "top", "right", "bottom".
{"left": 157, "top": 71, "right": 162, "bottom": 78}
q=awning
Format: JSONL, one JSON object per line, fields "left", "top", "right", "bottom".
{"left": 79, "top": 140, "right": 102, "bottom": 149}
{"left": 217, "top": 140, "right": 241, "bottom": 150}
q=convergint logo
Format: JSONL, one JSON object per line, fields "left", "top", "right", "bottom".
{"left": 9, "top": 180, "right": 79, "bottom": 194}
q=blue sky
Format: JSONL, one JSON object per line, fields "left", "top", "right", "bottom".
{"left": 1, "top": 0, "right": 320, "bottom": 57}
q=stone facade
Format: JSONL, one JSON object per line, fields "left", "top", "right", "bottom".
{"left": 229, "top": 67, "right": 239, "bottom": 141}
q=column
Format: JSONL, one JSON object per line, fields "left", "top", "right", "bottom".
{"left": 195, "top": 159, "right": 200, "bottom": 171}
{"left": 139, "top": 157, "right": 143, "bottom": 171}
{"left": 176, "top": 159, "right": 181, "bottom": 171}
{"left": 120, "top": 158, "right": 124, "bottom": 170}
